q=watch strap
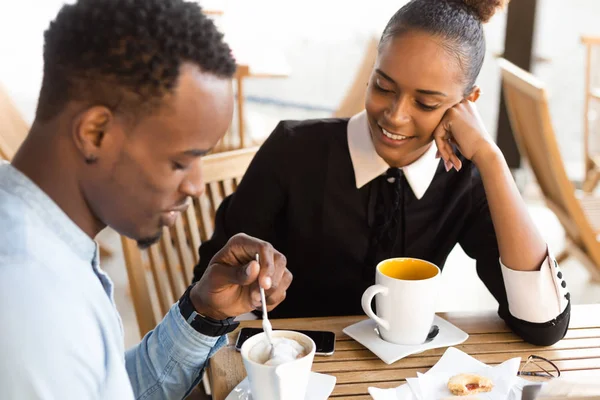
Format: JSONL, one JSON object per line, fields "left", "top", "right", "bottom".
{"left": 178, "top": 284, "right": 240, "bottom": 337}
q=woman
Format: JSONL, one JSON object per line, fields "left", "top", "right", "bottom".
{"left": 194, "top": 0, "right": 570, "bottom": 345}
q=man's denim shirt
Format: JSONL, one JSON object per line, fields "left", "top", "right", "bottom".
{"left": 0, "top": 161, "right": 226, "bottom": 399}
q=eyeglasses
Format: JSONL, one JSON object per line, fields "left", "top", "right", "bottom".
{"left": 518, "top": 355, "right": 561, "bottom": 379}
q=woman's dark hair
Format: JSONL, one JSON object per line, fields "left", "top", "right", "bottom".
{"left": 380, "top": 0, "right": 509, "bottom": 95}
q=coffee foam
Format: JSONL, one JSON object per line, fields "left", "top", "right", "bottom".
{"left": 249, "top": 337, "right": 307, "bottom": 366}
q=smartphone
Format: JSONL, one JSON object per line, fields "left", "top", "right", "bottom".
{"left": 235, "top": 327, "right": 336, "bottom": 356}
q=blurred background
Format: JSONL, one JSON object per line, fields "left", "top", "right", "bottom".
{"left": 2, "top": 0, "right": 599, "bottom": 166}
{"left": 2, "top": 0, "right": 600, "bottom": 347}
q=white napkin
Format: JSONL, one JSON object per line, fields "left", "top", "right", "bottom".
{"left": 368, "top": 347, "right": 531, "bottom": 400}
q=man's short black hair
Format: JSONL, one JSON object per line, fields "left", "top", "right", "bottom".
{"left": 36, "top": 0, "right": 237, "bottom": 121}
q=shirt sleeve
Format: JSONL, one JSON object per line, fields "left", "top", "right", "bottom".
{"left": 125, "top": 304, "right": 227, "bottom": 400}
{"left": 500, "top": 248, "right": 570, "bottom": 323}
{"left": 458, "top": 164, "right": 570, "bottom": 346}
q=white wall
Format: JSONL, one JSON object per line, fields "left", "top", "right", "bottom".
{"left": 2, "top": 0, "right": 599, "bottom": 164}
{"left": 0, "top": 0, "right": 505, "bottom": 128}
{"left": 218, "top": 0, "right": 507, "bottom": 137}
{"left": 0, "top": 1, "right": 76, "bottom": 122}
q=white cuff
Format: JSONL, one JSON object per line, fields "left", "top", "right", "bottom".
{"left": 500, "top": 248, "right": 569, "bottom": 323}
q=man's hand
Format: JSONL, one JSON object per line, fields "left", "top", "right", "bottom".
{"left": 190, "top": 233, "right": 292, "bottom": 320}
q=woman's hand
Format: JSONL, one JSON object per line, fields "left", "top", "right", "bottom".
{"left": 433, "top": 99, "right": 498, "bottom": 171}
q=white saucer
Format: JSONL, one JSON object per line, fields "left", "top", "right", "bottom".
{"left": 343, "top": 315, "right": 468, "bottom": 365}
{"left": 225, "top": 371, "right": 337, "bottom": 400}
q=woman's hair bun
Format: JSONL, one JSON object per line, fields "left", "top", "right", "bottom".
{"left": 462, "top": 0, "right": 510, "bottom": 23}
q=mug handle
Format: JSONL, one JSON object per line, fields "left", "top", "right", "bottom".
{"left": 361, "top": 284, "right": 390, "bottom": 331}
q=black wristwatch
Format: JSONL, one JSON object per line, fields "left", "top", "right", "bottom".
{"left": 178, "top": 284, "right": 240, "bottom": 337}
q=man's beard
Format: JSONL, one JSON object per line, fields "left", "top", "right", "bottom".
{"left": 136, "top": 232, "right": 162, "bottom": 249}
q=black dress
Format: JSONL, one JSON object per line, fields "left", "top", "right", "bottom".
{"left": 193, "top": 118, "right": 570, "bottom": 346}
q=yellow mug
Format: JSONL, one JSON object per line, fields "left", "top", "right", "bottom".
{"left": 361, "top": 257, "right": 441, "bottom": 345}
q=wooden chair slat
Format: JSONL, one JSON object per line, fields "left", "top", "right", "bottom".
{"left": 173, "top": 217, "right": 194, "bottom": 297}
{"left": 198, "top": 193, "right": 214, "bottom": 242}
{"left": 185, "top": 205, "right": 202, "bottom": 273}
{"left": 148, "top": 243, "right": 171, "bottom": 316}
{"left": 223, "top": 179, "right": 235, "bottom": 197}
{"left": 121, "top": 237, "right": 156, "bottom": 335}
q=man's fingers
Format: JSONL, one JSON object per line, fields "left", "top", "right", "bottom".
{"left": 256, "top": 244, "right": 276, "bottom": 289}
{"left": 231, "top": 234, "right": 277, "bottom": 290}
{"left": 248, "top": 283, "right": 262, "bottom": 309}
{"left": 267, "top": 252, "right": 287, "bottom": 290}
{"left": 209, "top": 260, "right": 260, "bottom": 288}
{"left": 224, "top": 233, "right": 277, "bottom": 289}
{"left": 266, "top": 269, "right": 293, "bottom": 307}
{"left": 239, "top": 260, "right": 260, "bottom": 285}
{"left": 266, "top": 291, "right": 287, "bottom": 311}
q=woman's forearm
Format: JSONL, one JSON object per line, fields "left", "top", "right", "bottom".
{"left": 473, "top": 145, "right": 547, "bottom": 271}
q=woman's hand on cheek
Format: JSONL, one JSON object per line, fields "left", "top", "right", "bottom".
{"left": 433, "top": 99, "right": 497, "bottom": 171}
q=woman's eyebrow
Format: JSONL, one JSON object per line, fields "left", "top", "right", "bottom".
{"left": 375, "top": 68, "right": 447, "bottom": 97}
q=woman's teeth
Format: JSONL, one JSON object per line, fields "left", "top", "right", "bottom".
{"left": 382, "top": 128, "right": 410, "bottom": 141}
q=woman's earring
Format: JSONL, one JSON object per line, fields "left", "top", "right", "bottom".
{"left": 85, "top": 155, "right": 98, "bottom": 164}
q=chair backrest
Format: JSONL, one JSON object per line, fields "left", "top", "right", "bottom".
{"left": 0, "top": 84, "right": 29, "bottom": 160}
{"left": 498, "top": 59, "right": 600, "bottom": 267}
{"left": 121, "top": 147, "right": 258, "bottom": 337}
{"left": 333, "top": 37, "right": 378, "bottom": 118}
{"left": 581, "top": 36, "right": 600, "bottom": 175}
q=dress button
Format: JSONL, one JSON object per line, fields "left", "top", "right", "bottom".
{"left": 557, "top": 271, "right": 563, "bottom": 279}
{"left": 565, "top": 292, "right": 571, "bottom": 301}
{"left": 561, "top": 280, "right": 567, "bottom": 288}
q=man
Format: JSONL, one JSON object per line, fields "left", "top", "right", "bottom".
{"left": 0, "top": 0, "right": 292, "bottom": 399}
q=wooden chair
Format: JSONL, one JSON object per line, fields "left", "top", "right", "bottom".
{"left": 202, "top": 6, "right": 290, "bottom": 153}
{"left": 218, "top": 60, "right": 290, "bottom": 152}
{"left": 581, "top": 36, "right": 600, "bottom": 192}
{"left": 499, "top": 58, "right": 600, "bottom": 282}
{"left": 121, "top": 147, "right": 259, "bottom": 337}
{"left": 333, "top": 37, "right": 379, "bottom": 118}
{"left": 0, "top": 83, "right": 28, "bottom": 160}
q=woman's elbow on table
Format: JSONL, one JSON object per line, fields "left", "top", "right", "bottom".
{"left": 503, "top": 303, "right": 571, "bottom": 346}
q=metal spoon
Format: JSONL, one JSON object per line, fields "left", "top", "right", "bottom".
{"left": 257, "top": 254, "right": 275, "bottom": 356}
{"left": 425, "top": 324, "right": 440, "bottom": 343}
{"left": 373, "top": 324, "right": 440, "bottom": 343}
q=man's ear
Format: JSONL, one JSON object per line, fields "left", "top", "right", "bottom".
{"left": 72, "top": 106, "right": 113, "bottom": 164}
{"left": 465, "top": 85, "right": 481, "bottom": 102}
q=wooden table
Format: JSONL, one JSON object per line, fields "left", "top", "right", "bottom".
{"left": 209, "top": 304, "right": 600, "bottom": 399}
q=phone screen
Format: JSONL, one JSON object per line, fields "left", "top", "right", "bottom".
{"left": 235, "top": 327, "right": 336, "bottom": 356}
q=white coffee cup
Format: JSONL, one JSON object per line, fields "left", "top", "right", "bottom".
{"left": 361, "top": 257, "right": 441, "bottom": 345}
{"left": 241, "top": 330, "right": 316, "bottom": 400}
